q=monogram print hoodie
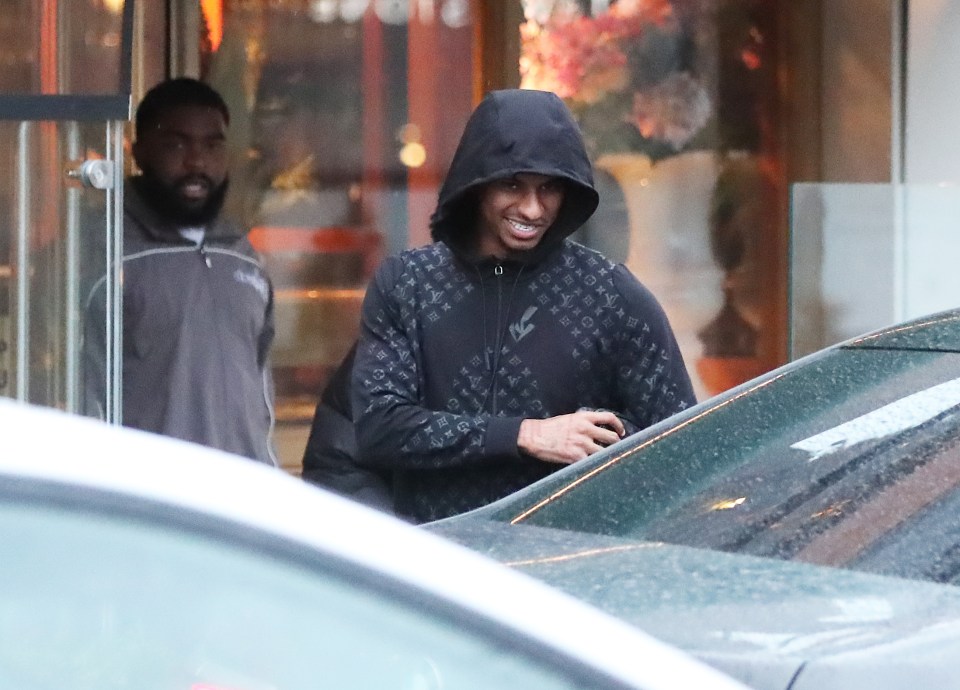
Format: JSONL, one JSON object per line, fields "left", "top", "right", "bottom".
{"left": 353, "top": 89, "right": 696, "bottom": 523}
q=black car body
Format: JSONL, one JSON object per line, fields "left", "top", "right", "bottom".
{"left": 429, "top": 308, "right": 960, "bottom": 689}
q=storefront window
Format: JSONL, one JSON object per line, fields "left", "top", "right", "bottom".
{"left": 201, "top": 0, "right": 476, "bottom": 468}
{"left": 0, "top": 0, "right": 127, "bottom": 95}
{"left": 194, "top": 0, "right": 872, "bottom": 471}
{"left": 518, "top": 0, "right": 783, "bottom": 401}
{"left": 0, "top": 0, "right": 130, "bottom": 418}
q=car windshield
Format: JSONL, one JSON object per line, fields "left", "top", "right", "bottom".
{"left": 503, "top": 347, "right": 960, "bottom": 586}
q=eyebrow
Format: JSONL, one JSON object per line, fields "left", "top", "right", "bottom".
{"left": 158, "top": 129, "right": 226, "bottom": 141}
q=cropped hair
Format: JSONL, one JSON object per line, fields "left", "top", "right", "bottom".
{"left": 134, "top": 77, "right": 230, "bottom": 140}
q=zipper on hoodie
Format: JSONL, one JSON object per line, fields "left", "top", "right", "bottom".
{"left": 479, "top": 262, "right": 521, "bottom": 415}
{"left": 199, "top": 242, "right": 212, "bottom": 267}
{"left": 490, "top": 263, "right": 506, "bottom": 414}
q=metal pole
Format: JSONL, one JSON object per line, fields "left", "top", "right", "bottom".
{"left": 15, "top": 122, "right": 32, "bottom": 401}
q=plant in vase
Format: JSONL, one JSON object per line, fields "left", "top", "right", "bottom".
{"left": 696, "top": 155, "right": 770, "bottom": 395}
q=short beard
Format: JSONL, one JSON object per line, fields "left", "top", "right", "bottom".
{"left": 134, "top": 172, "right": 229, "bottom": 227}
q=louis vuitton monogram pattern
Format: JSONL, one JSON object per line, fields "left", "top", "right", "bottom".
{"left": 355, "top": 241, "right": 696, "bottom": 522}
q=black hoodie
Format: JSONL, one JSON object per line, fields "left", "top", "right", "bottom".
{"left": 353, "top": 89, "right": 695, "bottom": 523}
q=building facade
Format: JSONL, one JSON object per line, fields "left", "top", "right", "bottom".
{"left": 1, "top": 0, "right": 931, "bottom": 472}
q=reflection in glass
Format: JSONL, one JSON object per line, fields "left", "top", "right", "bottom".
{"left": 0, "top": 120, "right": 117, "bottom": 416}
{"left": 518, "top": 0, "right": 780, "bottom": 399}
{"left": 1, "top": 500, "right": 601, "bottom": 690}
{"left": 512, "top": 347, "right": 960, "bottom": 584}
{"left": 201, "top": 3, "right": 475, "bottom": 469}
{"left": 0, "top": 0, "right": 126, "bottom": 96}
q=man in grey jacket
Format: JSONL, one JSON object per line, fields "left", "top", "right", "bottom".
{"left": 102, "top": 78, "right": 277, "bottom": 464}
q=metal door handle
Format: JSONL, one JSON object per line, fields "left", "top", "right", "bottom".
{"left": 66, "top": 159, "right": 115, "bottom": 190}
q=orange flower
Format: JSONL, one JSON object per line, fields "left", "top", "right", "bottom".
{"left": 520, "top": 0, "right": 676, "bottom": 105}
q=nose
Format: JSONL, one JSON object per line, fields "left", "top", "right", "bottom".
{"left": 182, "top": 142, "right": 207, "bottom": 172}
{"left": 517, "top": 188, "right": 546, "bottom": 220}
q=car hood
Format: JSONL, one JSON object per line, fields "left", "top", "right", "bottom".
{"left": 428, "top": 519, "right": 960, "bottom": 690}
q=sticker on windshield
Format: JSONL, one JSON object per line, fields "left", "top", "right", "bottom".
{"left": 791, "top": 377, "right": 960, "bottom": 460}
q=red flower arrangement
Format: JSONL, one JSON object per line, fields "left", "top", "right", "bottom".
{"left": 519, "top": 0, "right": 712, "bottom": 156}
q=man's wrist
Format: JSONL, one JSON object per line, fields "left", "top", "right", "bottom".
{"left": 517, "top": 419, "right": 533, "bottom": 455}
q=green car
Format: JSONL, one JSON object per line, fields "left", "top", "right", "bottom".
{"left": 429, "top": 308, "right": 960, "bottom": 690}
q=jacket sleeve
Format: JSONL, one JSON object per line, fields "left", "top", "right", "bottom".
{"left": 302, "top": 402, "right": 396, "bottom": 511}
{"left": 352, "top": 257, "right": 523, "bottom": 470}
{"left": 611, "top": 265, "right": 698, "bottom": 435}
{"left": 301, "top": 344, "right": 395, "bottom": 513}
{"left": 257, "top": 272, "right": 276, "bottom": 370}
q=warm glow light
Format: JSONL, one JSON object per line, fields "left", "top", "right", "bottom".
{"left": 276, "top": 288, "right": 365, "bottom": 301}
{"left": 505, "top": 543, "right": 659, "bottom": 568}
{"left": 399, "top": 142, "right": 427, "bottom": 168}
{"left": 741, "top": 48, "right": 761, "bottom": 71}
{"left": 201, "top": 0, "right": 224, "bottom": 52}
{"left": 710, "top": 497, "right": 746, "bottom": 511}
{"left": 810, "top": 502, "right": 847, "bottom": 520}
{"left": 102, "top": 0, "right": 124, "bottom": 14}
{"left": 397, "top": 123, "right": 422, "bottom": 144}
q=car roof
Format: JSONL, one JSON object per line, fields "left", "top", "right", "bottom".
{"left": 845, "top": 307, "right": 960, "bottom": 352}
{"left": 1, "top": 399, "right": 747, "bottom": 690}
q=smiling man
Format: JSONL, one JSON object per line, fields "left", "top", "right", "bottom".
{"left": 352, "top": 89, "right": 696, "bottom": 523}
{"left": 114, "top": 78, "right": 277, "bottom": 465}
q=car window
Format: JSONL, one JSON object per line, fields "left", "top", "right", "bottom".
{"left": 0, "top": 497, "right": 629, "bottom": 690}
{"left": 508, "top": 348, "right": 960, "bottom": 585}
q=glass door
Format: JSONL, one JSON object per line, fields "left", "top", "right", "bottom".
{"left": 0, "top": 0, "right": 133, "bottom": 422}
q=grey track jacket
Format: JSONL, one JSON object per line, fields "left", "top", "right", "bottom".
{"left": 88, "top": 180, "right": 277, "bottom": 465}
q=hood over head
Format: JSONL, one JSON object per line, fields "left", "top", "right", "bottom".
{"left": 430, "top": 89, "right": 599, "bottom": 261}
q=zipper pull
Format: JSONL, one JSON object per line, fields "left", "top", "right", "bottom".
{"left": 199, "top": 244, "right": 212, "bottom": 268}
{"left": 494, "top": 264, "right": 503, "bottom": 276}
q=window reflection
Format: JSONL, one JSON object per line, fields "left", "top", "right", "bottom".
{"left": 514, "top": 348, "right": 960, "bottom": 585}
{"left": 202, "top": 3, "right": 474, "bottom": 463}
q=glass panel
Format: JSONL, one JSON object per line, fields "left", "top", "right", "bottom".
{"left": 790, "top": 183, "right": 960, "bottom": 359}
{"left": 202, "top": 1, "right": 477, "bottom": 468}
{"left": 517, "top": 0, "right": 785, "bottom": 401}
{"left": 0, "top": 500, "right": 612, "bottom": 690}
{"left": 789, "top": 183, "right": 898, "bottom": 358}
{"left": 0, "top": 0, "right": 128, "bottom": 96}
{"left": 0, "top": 119, "right": 122, "bottom": 418}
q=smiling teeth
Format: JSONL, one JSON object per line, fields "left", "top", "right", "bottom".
{"left": 510, "top": 220, "right": 536, "bottom": 233}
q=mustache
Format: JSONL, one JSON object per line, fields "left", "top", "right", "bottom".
{"left": 176, "top": 174, "right": 215, "bottom": 187}
{"left": 134, "top": 172, "right": 229, "bottom": 226}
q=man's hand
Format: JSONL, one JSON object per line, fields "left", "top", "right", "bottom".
{"left": 517, "top": 410, "right": 625, "bottom": 465}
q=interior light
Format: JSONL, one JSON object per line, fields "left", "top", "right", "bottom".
{"left": 399, "top": 142, "right": 427, "bottom": 168}
{"left": 201, "top": 0, "right": 224, "bottom": 52}
{"left": 397, "top": 123, "right": 422, "bottom": 144}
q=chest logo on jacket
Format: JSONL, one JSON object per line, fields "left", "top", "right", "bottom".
{"left": 510, "top": 306, "right": 538, "bottom": 343}
{"left": 602, "top": 292, "right": 619, "bottom": 309}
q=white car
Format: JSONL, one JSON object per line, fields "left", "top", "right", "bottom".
{"left": 1, "top": 400, "right": 746, "bottom": 690}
